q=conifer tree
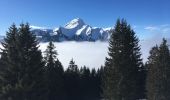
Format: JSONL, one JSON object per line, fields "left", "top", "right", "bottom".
{"left": 18, "top": 23, "right": 45, "bottom": 100}
{"left": 44, "top": 41, "right": 65, "bottom": 100}
{"left": 0, "top": 24, "right": 20, "bottom": 100}
{"left": 90, "top": 68, "right": 101, "bottom": 100}
{"left": 67, "top": 58, "right": 79, "bottom": 73}
{"left": 147, "top": 39, "right": 170, "bottom": 100}
{"left": 65, "top": 59, "right": 80, "bottom": 100}
{"left": 0, "top": 23, "right": 45, "bottom": 100}
{"left": 102, "top": 19, "right": 142, "bottom": 100}
{"left": 79, "top": 66, "right": 91, "bottom": 100}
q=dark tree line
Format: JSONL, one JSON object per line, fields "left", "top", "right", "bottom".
{"left": 64, "top": 60, "right": 104, "bottom": 100}
{"left": 43, "top": 41, "right": 103, "bottom": 100}
{"left": 0, "top": 20, "right": 169, "bottom": 100}
{"left": 146, "top": 39, "right": 170, "bottom": 100}
{"left": 102, "top": 19, "right": 170, "bottom": 100}
{"left": 0, "top": 23, "right": 103, "bottom": 100}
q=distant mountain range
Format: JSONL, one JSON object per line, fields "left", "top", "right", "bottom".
{"left": 30, "top": 18, "right": 113, "bottom": 42}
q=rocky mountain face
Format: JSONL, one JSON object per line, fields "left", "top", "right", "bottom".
{"left": 31, "top": 18, "right": 113, "bottom": 42}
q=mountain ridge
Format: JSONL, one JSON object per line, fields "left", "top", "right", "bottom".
{"left": 31, "top": 18, "right": 113, "bottom": 42}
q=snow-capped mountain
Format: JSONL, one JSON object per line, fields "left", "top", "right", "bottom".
{"left": 31, "top": 18, "right": 113, "bottom": 42}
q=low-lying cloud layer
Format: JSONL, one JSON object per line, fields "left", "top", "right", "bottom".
{"left": 39, "top": 41, "right": 108, "bottom": 69}
{"left": 0, "top": 33, "right": 169, "bottom": 69}
{"left": 39, "top": 37, "right": 170, "bottom": 69}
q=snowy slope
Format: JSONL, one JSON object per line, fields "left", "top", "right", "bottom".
{"left": 31, "top": 18, "right": 113, "bottom": 42}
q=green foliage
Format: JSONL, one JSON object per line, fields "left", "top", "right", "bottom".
{"left": 0, "top": 23, "right": 44, "bottom": 100}
{"left": 44, "top": 41, "right": 65, "bottom": 100}
{"left": 102, "top": 19, "right": 143, "bottom": 100}
{"left": 147, "top": 39, "right": 170, "bottom": 100}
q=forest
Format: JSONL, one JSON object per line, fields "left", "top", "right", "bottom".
{"left": 0, "top": 19, "right": 170, "bottom": 100}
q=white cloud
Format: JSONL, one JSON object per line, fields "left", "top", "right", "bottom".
{"left": 30, "top": 25, "right": 48, "bottom": 29}
{"left": 1, "top": 39, "right": 169, "bottom": 69}
{"left": 38, "top": 38, "right": 170, "bottom": 69}
{"left": 144, "top": 24, "right": 170, "bottom": 34}
{"left": 144, "top": 26, "right": 158, "bottom": 31}
{"left": 39, "top": 41, "right": 108, "bottom": 69}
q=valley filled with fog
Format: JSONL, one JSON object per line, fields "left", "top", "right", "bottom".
{"left": 39, "top": 37, "right": 169, "bottom": 69}
{"left": 39, "top": 41, "right": 108, "bottom": 69}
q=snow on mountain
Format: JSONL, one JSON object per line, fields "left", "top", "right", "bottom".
{"left": 65, "top": 18, "right": 85, "bottom": 29}
{"left": 31, "top": 18, "right": 113, "bottom": 42}
{"left": 103, "top": 27, "right": 113, "bottom": 33}
{"left": 75, "top": 25, "right": 89, "bottom": 40}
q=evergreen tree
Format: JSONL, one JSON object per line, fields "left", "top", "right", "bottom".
{"left": 0, "top": 23, "right": 45, "bottom": 100}
{"left": 17, "top": 23, "right": 45, "bottom": 100}
{"left": 79, "top": 66, "right": 91, "bottom": 100}
{"left": 67, "top": 58, "right": 79, "bottom": 73}
{"left": 78, "top": 66, "right": 102, "bottom": 100}
{"left": 96, "top": 66, "right": 104, "bottom": 100}
{"left": 0, "top": 24, "right": 20, "bottom": 99}
{"left": 137, "top": 63, "right": 147, "bottom": 99}
{"left": 146, "top": 39, "right": 170, "bottom": 100}
{"left": 44, "top": 41, "right": 65, "bottom": 100}
{"left": 90, "top": 67, "right": 102, "bottom": 100}
{"left": 65, "top": 59, "right": 80, "bottom": 100}
{"left": 102, "top": 19, "right": 142, "bottom": 100}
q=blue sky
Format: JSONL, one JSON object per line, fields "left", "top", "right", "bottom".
{"left": 0, "top": 0, "right": 170, "bottom": 39}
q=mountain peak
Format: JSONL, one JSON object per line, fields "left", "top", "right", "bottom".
{"left": 65, "top": 18, "right": 85, "bottom": 29}
{"left": 31, "top": 18, "right": 113, "bottom": 42}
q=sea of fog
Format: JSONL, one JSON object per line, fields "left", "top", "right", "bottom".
{"left": 0, "top": 37, "right": 167, "bottom": 69}
{"left": 39, "top": 41, "right": 108, "bottom": 69}
{"left": 39, "top": 37, "right": 167, "bottom": 69}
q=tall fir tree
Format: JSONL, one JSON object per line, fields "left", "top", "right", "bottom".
{"left": 0, "top": 24, "right": 20, "bottom": 99}
{"left": 147, "top": 39, "right": 170, "bottom": 100}
{"left": 65, "top": 59, "right": 80, "bottom": 100}
{"left": 0, "top": 23, "right": 45, "bottom": 100}
{"left": 44, "top": 41, "right": 65, "bottom": 100}
{"left": 102, "top": 19, "right": 142, "bottom": 100}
